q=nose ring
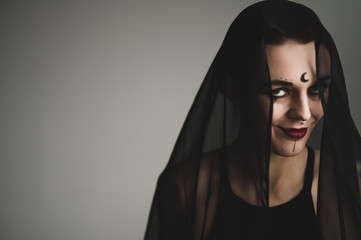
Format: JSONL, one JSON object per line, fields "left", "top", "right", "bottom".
{"left": 299, "top": 119, "right": 306, "bottom": 125}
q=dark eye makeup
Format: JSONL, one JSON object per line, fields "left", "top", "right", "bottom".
{"left": 271, "top": 88, "right": 289, "bottom": 98}
{"left": 271, "top": 83, "right": 329, "bottom": 100}
{"left": 308, "top": 83, "right": 329, "bottom": 97}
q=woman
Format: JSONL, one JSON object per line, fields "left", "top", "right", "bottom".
{"left": 145, "top": 1, "right": 361, "bottom": 239}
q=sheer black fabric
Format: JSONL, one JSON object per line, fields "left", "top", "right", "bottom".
{"left": 208, "top": 146, "right": 320, "bottom": 240}
{"left": 145, "top": 1, "right": 361, "bottom": 239}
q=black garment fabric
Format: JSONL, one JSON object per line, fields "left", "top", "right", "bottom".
{"left": 208, "top": 146, "right": 320, "bottom": 240}
{"left": 145, "top": 1, "right": 361, "bottom": 240}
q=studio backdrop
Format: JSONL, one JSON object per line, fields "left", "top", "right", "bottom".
{"left": 0, "top": 1, "right": 360, "bottom": 240}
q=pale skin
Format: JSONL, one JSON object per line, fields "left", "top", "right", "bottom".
{"left": 266, "top": 40, "right": 326, "bottom": 211}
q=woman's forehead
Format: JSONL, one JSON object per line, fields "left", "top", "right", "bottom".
{"left": 266, "top": 40, "right": 316, "bottom": 82}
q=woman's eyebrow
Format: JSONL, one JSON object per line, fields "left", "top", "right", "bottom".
{"left": 270, "top": 80, "right": 293, "bottom": 86}
{"left": 258, "top": 80, "right": 292, "bottom": 90}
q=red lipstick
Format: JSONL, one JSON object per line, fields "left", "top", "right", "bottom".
{"left": 279, "top": 127, "right": 308, "bottom": 139}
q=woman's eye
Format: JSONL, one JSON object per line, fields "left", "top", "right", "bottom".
{"left": 309, "top": 86, "right": 320, "bottom": 94}
{"left": 309, "top": 84, "right": 327, "bottom": 95}
{"left": 272, "top": 88, "right": 288, "bottom": 98}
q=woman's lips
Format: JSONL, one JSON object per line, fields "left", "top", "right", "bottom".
{"left": 279, "top": 127, "right": 308, "bottom": 139}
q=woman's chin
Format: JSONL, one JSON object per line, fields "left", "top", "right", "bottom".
{"left": 271, "top": 140, "right": 307, "bottom": 157}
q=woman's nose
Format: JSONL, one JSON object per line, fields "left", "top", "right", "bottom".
{"left": 289, "top": 93, "right": 312, "bottom": 121}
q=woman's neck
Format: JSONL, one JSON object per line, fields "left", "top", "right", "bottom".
{"left": 268, "top": 147, "right": 308, "bottom": 205}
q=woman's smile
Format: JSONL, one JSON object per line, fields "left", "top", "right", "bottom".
{"left": 278, "top": 127, "right": 308, "bottom": 139}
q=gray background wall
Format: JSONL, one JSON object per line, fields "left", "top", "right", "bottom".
{"left": 0, "top": 1, "right": 360, "bottom": 240}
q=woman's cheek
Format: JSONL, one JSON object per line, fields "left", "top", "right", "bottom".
{"left": 272, "top": 102, "right": 287, "bottom": 124}
{"left": 311, "top": 101, "right": 324, "bottom": 122}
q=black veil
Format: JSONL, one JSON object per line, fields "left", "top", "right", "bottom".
{"left": 145, "top": 1, "right": 361, "bottom": 239}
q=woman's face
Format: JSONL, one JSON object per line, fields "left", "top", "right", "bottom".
{"left": 265, "top": 40, "right": 327, "bottom": 156}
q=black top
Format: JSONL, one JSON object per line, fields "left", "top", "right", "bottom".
{"left": 209, "top": 147, "right": 321, "bottom": 240}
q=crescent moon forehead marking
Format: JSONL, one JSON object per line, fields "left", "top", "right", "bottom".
{"left": 301, "top": 72, "right": 309, "bottom": 83}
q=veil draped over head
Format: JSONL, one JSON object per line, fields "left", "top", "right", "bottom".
{"left": 145, "top": 1, "right": 361, "bottom": 239}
